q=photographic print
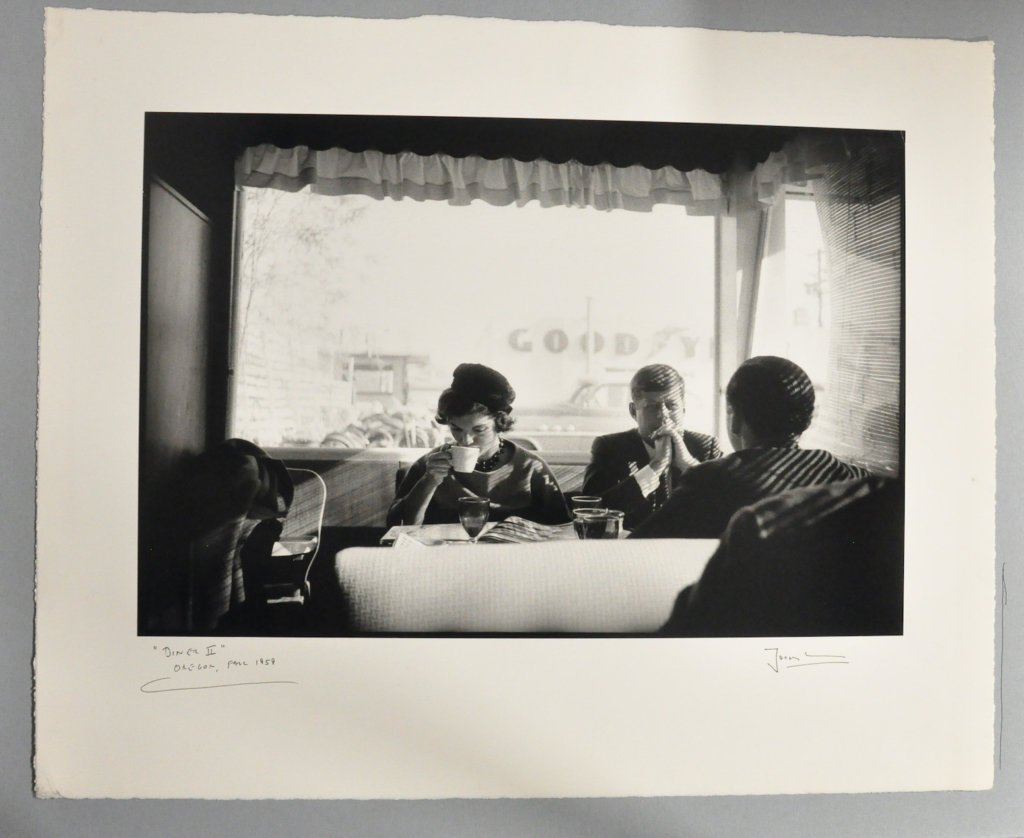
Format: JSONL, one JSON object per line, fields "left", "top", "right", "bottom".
{"left": 36, "top": 10, "right": 992, "bottom": 800}
{"left": 138, "top": 113, "right": 904, "bottom": 640}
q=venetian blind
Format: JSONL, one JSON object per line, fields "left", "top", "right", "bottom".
{"left": 809, "top": 137, "right": 904, "bottom": 476}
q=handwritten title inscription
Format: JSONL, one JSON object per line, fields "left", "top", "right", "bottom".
{"left": 141, "top": 643, "right": 296, "bottom": 693}
{"left": 764, "top": 648, "right": 849, "bottom": 673}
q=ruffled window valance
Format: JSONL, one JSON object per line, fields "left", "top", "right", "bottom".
{"left": 236, "top": 144, "right": 727, "bottom": 214}
{"left": 236, "top": 130, "right": 901, "bottom": 215}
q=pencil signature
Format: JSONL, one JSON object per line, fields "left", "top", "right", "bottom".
{"left": 764, "top": 647, "right": 849, "bottom": 673}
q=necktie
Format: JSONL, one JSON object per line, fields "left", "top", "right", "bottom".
{"left": 653, "top": 468, "right": 674, "bottom": 511}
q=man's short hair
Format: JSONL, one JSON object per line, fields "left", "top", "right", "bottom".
{"left": 629, "top": 364, "right": 685, "bottom": 401}
{"left": 726, "top": 355, "right": 815, "bottom": 442}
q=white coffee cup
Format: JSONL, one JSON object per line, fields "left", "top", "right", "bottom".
{"left": 449, "top": 445, "right": 480, "bottom": 473}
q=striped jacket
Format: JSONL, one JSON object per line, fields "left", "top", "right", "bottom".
{"left": 628, "top": 444, "right": 870, "bottom": 540}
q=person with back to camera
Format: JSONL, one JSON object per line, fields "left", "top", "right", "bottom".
{"left": 629, "top": 355, "right": 869, "bottom": 540}
{"left": 580, "top": 364, "right": 722, "bottom": 531}
{"left": 659, "top": 474, "right": 904, "bottom": 637}
{"left": 387, "top": 363, "right": 570, "bottom": 526}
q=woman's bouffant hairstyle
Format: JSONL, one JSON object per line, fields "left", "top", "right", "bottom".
{"left": 435, "top": 363, "right": 516, "bottom": 432}
{"left": 726, "top": 355, "right": 815, "bottom": 443}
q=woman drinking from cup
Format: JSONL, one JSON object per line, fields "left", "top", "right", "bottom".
{"left": 387, "top": 363, "right": 571, "bottom": 526}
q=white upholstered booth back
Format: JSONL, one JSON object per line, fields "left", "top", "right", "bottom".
{"left": 335, "top": 539, "right": 718, "bottom": 633}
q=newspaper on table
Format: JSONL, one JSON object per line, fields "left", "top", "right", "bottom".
{"left": 478, "top": 516, "right": 577, "bottom": 543}
{"left": 381, "top": 516, "right": 577, "bottom": 546}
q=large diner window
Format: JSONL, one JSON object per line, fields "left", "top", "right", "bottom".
{"left": 230, "top": 186, "right": 717, "bottom": 453}
{"left": 226, "top": 125, "right": 903, "bottom": 476}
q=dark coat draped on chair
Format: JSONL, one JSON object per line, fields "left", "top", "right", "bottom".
{"left": 164, "top": 439, "right": 293, "bottom": 632}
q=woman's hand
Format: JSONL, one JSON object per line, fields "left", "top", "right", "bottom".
{"left": 423, "top": 445, "right": 453, "bottom": 483}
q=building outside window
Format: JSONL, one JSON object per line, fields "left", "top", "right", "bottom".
{"left": 231, "top": 186, "right": 718, "bottom": 453}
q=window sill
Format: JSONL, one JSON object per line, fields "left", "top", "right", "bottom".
{"left": 267, "top": 445, "right": 592, "bottom": 467}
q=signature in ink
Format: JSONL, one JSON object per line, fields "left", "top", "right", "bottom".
{"left": 764, "top": 647, "right": 849, "bottom": 672}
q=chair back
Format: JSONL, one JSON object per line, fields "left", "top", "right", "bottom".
{"left": 264, "top": 468, "right": 327, "bottom": 604}
{"left": 281, "top": 468, "right": 327, "bottom": 542}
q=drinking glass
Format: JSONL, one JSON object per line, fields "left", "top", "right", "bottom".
{"left": 572, "top": 509, "right": 624, "bottom": 540}
{"left": 572, "top": 508, "right": 608, "bottom": 540}
{"left": 600, "top": 510, "right": 625, "bottom": 539}
{"left": 458, "top": 496, "right": 490, "bottom": 542}
{"left": 570, "top": 495, "right": 603, "bottom": 511}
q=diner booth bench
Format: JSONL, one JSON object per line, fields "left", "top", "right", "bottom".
{"left": 277, "top": 447, "right": 589, "bottom": 529}
{"left": 333, "top": 539, "right": 719, "bottom": 635}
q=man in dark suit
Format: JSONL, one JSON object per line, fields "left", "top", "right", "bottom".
{"left": 580, "top": 364, "right": 722, "bottom": 530}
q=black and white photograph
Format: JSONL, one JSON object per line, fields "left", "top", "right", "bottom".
{"left": 138, "top": 113, "right": 905, "bottom": 640}
{"left": 32, "top": 9, "right": 995, "bottom": 805}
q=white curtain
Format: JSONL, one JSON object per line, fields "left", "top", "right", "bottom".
{"left": 236, "top": 144, "right": 727, "bottom": 214}
{"left": 745, "top": 133, "right": 863, "bottom": 207}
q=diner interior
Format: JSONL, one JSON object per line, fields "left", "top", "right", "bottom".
{"left": 138, "top": 113, "right": 904, "bottom": 638}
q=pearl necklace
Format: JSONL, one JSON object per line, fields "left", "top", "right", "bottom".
{"left": 474, "top": 439, "right": 506, "bottom": 472}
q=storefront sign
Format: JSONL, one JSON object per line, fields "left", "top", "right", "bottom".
{"left": 509, "top": 328, "right": 640, "bottom": 355}
{"left": 508, "top": 328, "right": 704, "bottom": 357}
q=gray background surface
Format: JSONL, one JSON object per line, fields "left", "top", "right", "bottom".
{"left": 5, "top": 2, "right": 1019, "bottom": 836}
